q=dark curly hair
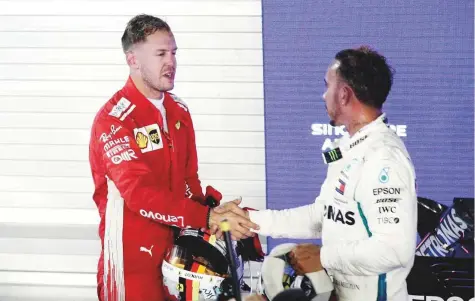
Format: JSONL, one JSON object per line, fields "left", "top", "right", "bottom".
{"left": 335, "top": 46, "right": 395, "bottom": 109}
{"left": 121, "top": 14, "right": 171, "bottom": 52}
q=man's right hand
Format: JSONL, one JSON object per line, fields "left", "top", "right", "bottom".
{"left": 208, "top": 198, "right": 259, "bottom": 240}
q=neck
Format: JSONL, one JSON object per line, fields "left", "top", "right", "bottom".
{"left": 345, "top": 108, "right": 382, "bottom": 137}
{"left": 130, "top": 73, "right": 163, "bottom": 99}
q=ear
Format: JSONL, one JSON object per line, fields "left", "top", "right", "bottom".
{"left": 125, "top": 50, "right": 139, "bottom": 70}
{"left": 339, "top": 85, "right": 353, "bottom": 106}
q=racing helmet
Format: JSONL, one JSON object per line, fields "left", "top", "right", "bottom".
{"left": 162, "top": 228, "right": 244, "bottom": 300}
{"left": 256, "top": 243, "right": 333, "bottom": 301}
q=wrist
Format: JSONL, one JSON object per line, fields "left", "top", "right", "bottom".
{"left": 206, "top": 207, "right": 212, "bottom": 229}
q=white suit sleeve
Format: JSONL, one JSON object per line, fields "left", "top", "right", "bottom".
{"left": 320, "top": 149, "right": 417, "bottom": 275}
{"left": 248, "top": 180, "right": 329, "bottom": 239}
{"left": 306, "top": 271, "right": 333, "bottom": 301}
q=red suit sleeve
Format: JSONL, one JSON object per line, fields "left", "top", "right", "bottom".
{"left": 183, "top": 112, "right": 205, "bottom": 202}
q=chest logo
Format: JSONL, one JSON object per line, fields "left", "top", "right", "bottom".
{"left": 335, "top": 179, "right": 346, "bottom": 195}
{"left": 324, "top": 205, "right": 355, "bottom": 225}
{"left": 379, "top": 167, "right": 389, "bottom": 183}
{"left": 149, "top": 129, "right": 161, "bottom": 145}
{"left": 133, "top": 124, "right": 164, "bottom": 153}
{"left": 136, "top": 132, "right": 149, "bottom": 149}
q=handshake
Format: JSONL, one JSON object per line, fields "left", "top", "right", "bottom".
{"left": 207, "top": 198, "right": 260, "bottom": 240}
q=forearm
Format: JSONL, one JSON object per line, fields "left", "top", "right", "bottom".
{"left": 249, "top": 203, "right": 322, "bottom": 239}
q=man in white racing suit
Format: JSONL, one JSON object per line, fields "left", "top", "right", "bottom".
{"left": 217, "top": 46, "right": 418, "bottom": 301}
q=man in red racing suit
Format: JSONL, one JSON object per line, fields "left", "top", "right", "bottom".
{"left": 89, "top": 14, "right": 257, "bottom": 301}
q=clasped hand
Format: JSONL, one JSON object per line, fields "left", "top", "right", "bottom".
{"left": 207, "top": 198, "right": 259, "bottom": 240}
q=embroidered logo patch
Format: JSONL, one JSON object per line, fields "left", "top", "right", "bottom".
{"left": 133, "top": 124, "right": 163, "bottom": 153}
{"left": 335, "top": 178, "right": 346, "bottom": 195}
{"left": 379, "top": 167, "right": 389, "bottom": 183}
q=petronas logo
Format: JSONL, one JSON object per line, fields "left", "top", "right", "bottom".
{"left": 379, "top": 168, "right": 389, "bottom": 183}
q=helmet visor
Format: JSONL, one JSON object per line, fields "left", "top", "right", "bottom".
{"left": 165, "top": 245, "right": 228, "bottom": 278}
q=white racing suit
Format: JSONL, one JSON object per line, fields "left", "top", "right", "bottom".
{"left": 250, "top": 114, "right": 417, "bottom": 301}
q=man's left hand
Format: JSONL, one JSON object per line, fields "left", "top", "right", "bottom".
{"left": 289, "top": 243, "right": 323, "bottom": 275}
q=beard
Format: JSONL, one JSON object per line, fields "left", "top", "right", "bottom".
{"left": 326, "top": 103, "right": 342, "bottom": 127}
{"left": 141, "top": 66, "right": 173, "bottom": 93}
{"left": 325, "top": 103, "right": 336, "bottom": 126}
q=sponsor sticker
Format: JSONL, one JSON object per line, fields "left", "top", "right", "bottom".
{"left": 378, "top": 217, "right": 400, "bottom": 224}
{"left": 379, "top": 167, "right": 389, "bottom": 183}
{"left": 139, "top": 209, "right": 184, "bottom": 227}
{"left": 323, "top": 147, "right": 343, "bottom": 164}
{"left": 111, "top": 149, "right": 137, "bottom": 165}
{"left": 100, "top": 125, "right": 122, "bottom": 143}
{"left": 373, "top": 187, "right": 401, "bottom": 196}
{"left": 109, "top": 98, "right": 131, "bottom": 118}
{"left": 335, "top": 178, "right": 346, "bottom": 195}
{"left": 133, "top": 124, "right": 164, "bottom": 153}
{"left": 349, "top": 135, "right": 368, "bottom": 148}
{"left": 378, "top": 206, "right": 397, "bottom": 214}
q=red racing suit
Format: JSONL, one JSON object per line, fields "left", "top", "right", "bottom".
{"left": 89, "top": 77, "right": 209, "bottom": 301}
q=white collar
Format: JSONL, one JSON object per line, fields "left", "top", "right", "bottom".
{"left": 147, "top": 93, "right": 165, "bottom": 107}
{"left": 322, "top": 114, "right": 388, "bottom": 164}
{"left": 342, "top": 113, "right": 387, "bottom": 149}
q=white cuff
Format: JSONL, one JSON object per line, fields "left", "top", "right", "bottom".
{"left": 305, "top": 270, "right": 334, "bottom": 294}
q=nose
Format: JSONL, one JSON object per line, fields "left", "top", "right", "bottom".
{"left": 165, "top": 52, "right": 176, "bottom": 67}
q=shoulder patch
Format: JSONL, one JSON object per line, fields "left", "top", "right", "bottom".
{"left": 108, "top": 97, "right": 135, "bottom": 121}
{"left": 169, "top": 93, "right": 188, "bottom": 112}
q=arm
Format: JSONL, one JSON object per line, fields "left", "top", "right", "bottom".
{"left": 320, "top": 149, "right": 417, "bottom": 275}
{"left": 93, "top": 116, "right": 208, "bottom": 229}
{"left": 248, "top": 179, "right": 330, "bottom": 239}
{"left": 183, "top": 110, "right": 205, "bottom": 200}
{"left": 182, "top": 108, "right": 224, "bottom": 208}
{"left": 249, "top": 203, "right": 323, "bottom": 239}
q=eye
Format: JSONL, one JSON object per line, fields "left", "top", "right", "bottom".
{"left": 157, "top": 53, "right": 165, "bottom": 57}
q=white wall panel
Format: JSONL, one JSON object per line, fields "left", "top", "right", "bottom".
{"left": 0, "top": 16, "right": 261, "bottom": 32}
{"left": 0, "top": 32, "right": 261, "bottom": 49}
{"left": 0, "top": 0, "right": 265, "bottom": 298}
{"left": 0, "top": 65, "right": 263, "bottom": 82}
{"left": 0, "top": 49, "right": 263, "bottom": 65}
{"left": 0, "top": 285, "right": 96, "bottom": 301}
{"left": 0, "top": 271, "right": 96, "bottom": 286}
{"left": 1, "top": 1, "right": 261, "bottom": 16}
